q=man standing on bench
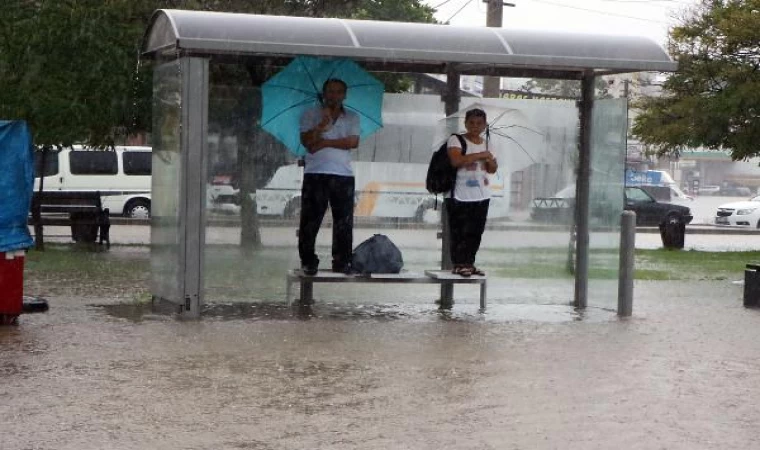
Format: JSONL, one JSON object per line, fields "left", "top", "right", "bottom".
{"left": 298, "top": 79, "right": 361, "bottom": 276}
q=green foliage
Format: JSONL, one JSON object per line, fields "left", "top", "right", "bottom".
{"left": 519, "top": 78, "right": 611, "bottom": 99}
{"left": 0, "top": 0, "right": 151, "bottom": 148}
{"left": 632, "top": 0, "right": 760, "bottom": 160}
{"left": 0, "top": 0, "right": 436, "bottom": 149}
{"left": 349, "top": 0, "right": 435, "bottom": 22}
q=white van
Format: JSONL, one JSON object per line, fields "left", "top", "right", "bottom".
{"left": 34, "top": 146, "right": 152, "bottom": 218}
{"left": 625, "top": 169, "right": 693, "bottom": 205}
{"left": 255, "top": 162, "right": 510, "bottom": 222}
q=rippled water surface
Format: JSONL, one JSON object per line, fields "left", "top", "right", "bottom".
{"left": 3, "top": 277, "right": 760, "bottom": 449}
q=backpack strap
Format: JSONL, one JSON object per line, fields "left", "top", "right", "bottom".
{"left": 455, "top": 134, "right": 467, "bottom": 155}
{"left": 450, "top": 134, "right": 467, "bottom": 199}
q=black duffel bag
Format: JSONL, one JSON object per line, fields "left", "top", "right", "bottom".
{"left": 352, "top": 234, "right": 404, "bottom": 275}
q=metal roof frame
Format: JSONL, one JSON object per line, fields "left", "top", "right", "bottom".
{"left": 142, "top": 9, "right": 677, "bottom": 78}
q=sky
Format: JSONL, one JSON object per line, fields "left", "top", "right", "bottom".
{"left": 421, "top": 0, "right": 702, "bottom": 46}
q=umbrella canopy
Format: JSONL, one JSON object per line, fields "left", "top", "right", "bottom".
{"left": 261, "top": 56, "right": 384, "bottom": 157}
{"left": 435, "top": 103, "right": 544, "bottom": 173}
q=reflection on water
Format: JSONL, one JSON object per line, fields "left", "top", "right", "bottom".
{"left": 4, "top": 281, "right": 756, "bottom": 450}
{"left": 98, "top": 301, "right": 615, "bottom": 324}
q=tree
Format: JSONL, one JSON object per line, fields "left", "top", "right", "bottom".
{"left": 1, "top": 0, "right": 435, "bottom": 147}
{"left": 0, "top": 0, "right": 151, "bottom": 148}
{"left": 632, "top": 0, "right": 760, "bottom": 160}
{"left": 1, "top": 0, "right": 436, "bottom": 248}
{"left": 519, "top": 78, "right": 611, "bottom": 99}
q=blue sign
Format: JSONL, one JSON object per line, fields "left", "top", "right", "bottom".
{"left": 626, "top": 170, "right": 662, "bottom": 186}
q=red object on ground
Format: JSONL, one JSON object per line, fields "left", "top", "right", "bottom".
{"left": 0, "top": 251, "right": 24, "bottom": 324}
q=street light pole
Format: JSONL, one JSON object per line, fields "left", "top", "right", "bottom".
{"left": 482, "top": 0, "right": 515, "bottom": 98}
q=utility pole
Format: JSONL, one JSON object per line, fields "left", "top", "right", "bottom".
{"left": 482, "top": 0, "right": 515, "bottom": 98}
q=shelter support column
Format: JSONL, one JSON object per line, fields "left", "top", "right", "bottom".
{"left": 439, "top": 65, "right": 460, "bottom": 308}
{"left": 179, "top": 57, "right": 209, "bottom": 319}
{"left": 574, "top": 71, "right": 594, "bottom": 309}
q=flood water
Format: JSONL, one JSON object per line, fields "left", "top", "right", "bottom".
{"left": 3, "top": 279, "right": 760, "bottom": 449}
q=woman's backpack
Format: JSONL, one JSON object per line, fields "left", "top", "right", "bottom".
{"left": 425, "top": 134, "right": 467, "bottom": 194}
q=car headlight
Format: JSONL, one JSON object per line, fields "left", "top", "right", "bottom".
{"left": 737, "top": 208, "right": 757, "bottom": 215}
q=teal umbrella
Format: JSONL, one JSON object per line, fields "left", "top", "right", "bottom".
{"left": 261, "top": 56, "right": 384, "bottom": 157}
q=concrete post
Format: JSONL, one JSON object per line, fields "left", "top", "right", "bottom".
{"left": 618, "top": 211, "right": 636, "bottom": 317}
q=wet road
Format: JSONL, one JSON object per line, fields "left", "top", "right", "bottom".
{"left": 8, "top": 197, "right": 760, "bottom": 448}
{"left": 3, "top": 280, "right": 760, "bottom": 449}
{"left": 29, "top": 196, "right": 760, "bottom": 252}
{"left": 32, "top": 222, "right": 760, "bottom": 253}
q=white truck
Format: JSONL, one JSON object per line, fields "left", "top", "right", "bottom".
{"left": 255, "top": 161, "right": 510, "bottom": 222}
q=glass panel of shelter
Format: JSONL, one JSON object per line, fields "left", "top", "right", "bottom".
{"left": 150, "top": 58, "right": 184, "bottom": 307}
{"left": 198, "top": 57, "right": 627, "bottom": 310}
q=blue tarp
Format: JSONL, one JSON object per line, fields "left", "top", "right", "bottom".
{"left": 0, "top": 121, "right": 34, "bottom": 252}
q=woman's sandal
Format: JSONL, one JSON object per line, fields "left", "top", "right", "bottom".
{"left": 471, "top": 266, "right": 485, "bottom": 276}
{"left": 454, "top": 266, "right": 473, "bottom": 277}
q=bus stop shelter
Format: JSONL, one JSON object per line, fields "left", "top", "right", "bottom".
{"left": 141, "top": 9, "right": 677, "bottom": 319}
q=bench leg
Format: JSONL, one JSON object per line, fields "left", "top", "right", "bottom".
{"left": 299, "top": 280, "right": 314, "bottom": 305}
{"left": 439, "top": 283, "right": 454, "bottom": 309}
{"left": 479, "top": 282, "right": 487, "bottom": 310}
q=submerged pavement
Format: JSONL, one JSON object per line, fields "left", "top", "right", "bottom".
{"left": 2, "top": 277, "right": 760, "bottom": 449}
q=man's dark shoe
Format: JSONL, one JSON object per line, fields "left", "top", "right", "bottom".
{"left": 332, "top": 263, "right": 353, "bottom": 275}
{"left": 301, "top": 263, "right": 318, "bottom": 276}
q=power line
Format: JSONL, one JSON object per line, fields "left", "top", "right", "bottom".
{"left": 432, "top": 0, "right": 458, "bottom": 9}
{"left": 595, "top": 0, "right": 688, "bottom": 3}
{"left": 445, "top": 0, "right": 476, "bottom": 23}
{"left": 530, "top": 0, "right": 671, "bottom": 23}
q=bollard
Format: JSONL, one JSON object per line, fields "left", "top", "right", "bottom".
{"left": 743, "top": 264, "right": 760, "bottom": 308}
{"left": 618, "top": 211, "right": 636, "bottom": 317}
{"left": 659, "top": 216, "right": 685, "bottom": 250}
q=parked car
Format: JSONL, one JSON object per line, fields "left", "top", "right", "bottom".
{"left": 715, "top": 196, "right": 760, "bottom": 228}
{"left": 531, "top": 185, "right": 693, "bottom": 226}
{"left": 698, "top": 185, "right": 721, "bottom": 196}
{"left": 624, "top": 186, "right": 693, "bottom": 226}
{"left": 719, "top": 183, "right": 752, "bottom": 197}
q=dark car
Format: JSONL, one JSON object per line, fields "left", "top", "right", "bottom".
{"left": 624, "top": 186, "right": 692, "bottom": 226}
{"left": 531, "top": 185, "right": 693, "bottom": 226}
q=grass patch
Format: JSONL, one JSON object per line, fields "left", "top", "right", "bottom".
{"left": 22, "top": 245, "right": 754, "bottom": 302}
{"left": 635, "top": 248, "right": 760, "bottom": 281}
{"left": 24, "top": 245, "right": 150, "bottom": 300}
{"left": 482, "top": 247, "right": 752, "bottom": 281}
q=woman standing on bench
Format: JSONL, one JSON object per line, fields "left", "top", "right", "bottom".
{"left": 445, "top": 108, "right": 498, "bottom": 277}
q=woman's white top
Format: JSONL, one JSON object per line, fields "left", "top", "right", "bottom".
{"left": 447, "top": 135, "right": 491, "bottom": 202}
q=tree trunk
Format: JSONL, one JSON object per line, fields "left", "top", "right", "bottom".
{"left": 237, "top": 62, "right": 292, "bottom": 250}
{"left": 239, "top": 123, "right": 261, "bottom": 251}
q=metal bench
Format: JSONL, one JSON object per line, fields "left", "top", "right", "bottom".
{"left": 30, "top": 191, "right": 110, "bottom": 246}
{"left": 286, "top": 269, "right": 487, "bottom": 308}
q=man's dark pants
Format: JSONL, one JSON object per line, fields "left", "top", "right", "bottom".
{"left": 445, "top": 198, "right": 490, "bottom": 266}
{"left": 298, "top": 173, "right": 355, "bottom": 270}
